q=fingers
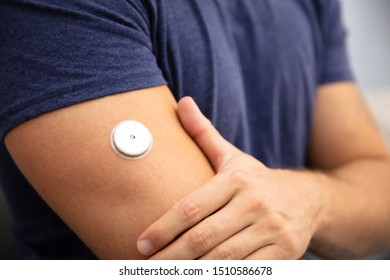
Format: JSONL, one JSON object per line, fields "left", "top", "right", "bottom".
{"left": 244, "top": 245, "right": 289, "bottom": 260}
{"left": 137, "top": 172, "right": 236, "bottom": 256}
{"left": 149, "top": 196, "right": 253, "bottom": 259}
{"left": 177, "top": 96, "right": 239, "bottom": 172}
{"left": 198, "top": 225, "right": 267, "bottom": 260}
{"left": 138, "top": 95, "right": 248, "bottom": 257}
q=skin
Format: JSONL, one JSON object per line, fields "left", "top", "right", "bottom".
{"left": 138, "top": 83, "right": 390, "bottom": 259}
{"left": 5, "top": 82, "right": 390, "bottom": 259}
{"left": 5, "top": 85, "right": 215, "bottom": 259}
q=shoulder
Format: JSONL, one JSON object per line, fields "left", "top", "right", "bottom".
{"left": 0, "top": 0, "right": 165, "bottom": 141}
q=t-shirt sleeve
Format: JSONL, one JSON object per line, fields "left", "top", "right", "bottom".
{"left": 318, "top": 0, "right": 355, "bottom": 85}
{"left": 0, "top": 0, "right": 166, "bottom": 140}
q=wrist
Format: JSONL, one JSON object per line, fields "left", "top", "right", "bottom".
{"left": 307, "top": 170, "right": 337, "bottom": 237}
{"left": 305, "top": 169, "right": 355, "bottom": 259}
{"left": 273, "top": 168, "right": 335, "bottom": 237}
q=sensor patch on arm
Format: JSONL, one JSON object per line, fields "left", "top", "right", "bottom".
{"left": 110, "top": 120, "right": 153, "bottom": 160}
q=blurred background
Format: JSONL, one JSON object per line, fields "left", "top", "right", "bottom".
{"left": 1, "top": 0, "right": 390, "bottom": 259}
{"left": 342, "top": 0, "right": 390, "bottom": 145}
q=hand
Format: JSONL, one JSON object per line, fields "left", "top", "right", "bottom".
{"left": 137, "top": 97, "right": 325, "bottom": 259}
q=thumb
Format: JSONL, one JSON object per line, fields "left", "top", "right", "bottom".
{"left": 177, "top": 96, "right": 239, "bottom": 172}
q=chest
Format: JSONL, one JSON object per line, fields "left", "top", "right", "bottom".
{"left": 153, "top": 0, "right": 320, "bottom": 161}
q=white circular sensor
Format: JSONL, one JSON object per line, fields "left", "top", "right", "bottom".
{"left": 111, "top": 120, "right": 153, "bottom": 159}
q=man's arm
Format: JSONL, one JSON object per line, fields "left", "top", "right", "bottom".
{"left": 308, "top": 82, "right": 390, "bottom": 258}
{"left": 136, "top": 82, "right": 390, "bottom": 259}
{"left": 4, "top": 85, "right": 215, "bottom": 259}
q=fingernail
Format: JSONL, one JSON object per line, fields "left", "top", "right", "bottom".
{"left": 137, "top": 239, "right": 154, "bottom": 256}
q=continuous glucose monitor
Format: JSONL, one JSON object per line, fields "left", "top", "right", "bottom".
{"left": 110, "top": 120, "right": 153, "bottom": 159}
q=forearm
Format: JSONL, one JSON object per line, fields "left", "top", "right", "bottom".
{"left": 308, "top": 157, "right": 390, "bottom": 259}
{"left": 136, "top": 94, "right": 390, "bottom": 260}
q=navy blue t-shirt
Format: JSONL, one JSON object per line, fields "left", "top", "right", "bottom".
{"left": 0, "top": 0, "right": 353, "bottom": 259}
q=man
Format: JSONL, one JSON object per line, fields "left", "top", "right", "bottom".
{"left": 0, "top": 0, "right": 389, "bottom": 259}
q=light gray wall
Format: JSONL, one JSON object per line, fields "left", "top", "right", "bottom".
{"left": 340, "top": 0, "right": 390, "bottom": 94}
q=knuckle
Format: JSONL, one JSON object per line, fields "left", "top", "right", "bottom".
{"left": 178, "top": 198, "right": 201, "bottom": 224}
{"left": 279, "top": 232, "right": 305, "bottom": 258}
{"left": 188, "top": 229, "right": 213, "bottom": 254}
{"left": 266, "top": 215, "right": 285, "bottom": 232}
{"left": 148, "top": 223, "right": 164, "bottom": 239}
{"left": 215, "top": 246, "right": 235, "bottom": 260}
{"left": 283, "top": 237, "right": 301, "bottom": 258}
{"left": 229, "top": 170, "right": 250, "bottom": 188}
{"left": 245, "top": 196, "right": 267, "bottom": 213}
{"left": 193, "top": 119, "right": 212, "bottom": 141}
{"left": 282, "top": 234, "right": 296, "bottom": 251}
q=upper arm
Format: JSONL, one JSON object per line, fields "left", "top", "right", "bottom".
{"left": 307, "top": 82, "right": 389, "bottom": 169}
{"left": 4, "top": 85, "right": 214, "bottom": 259}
